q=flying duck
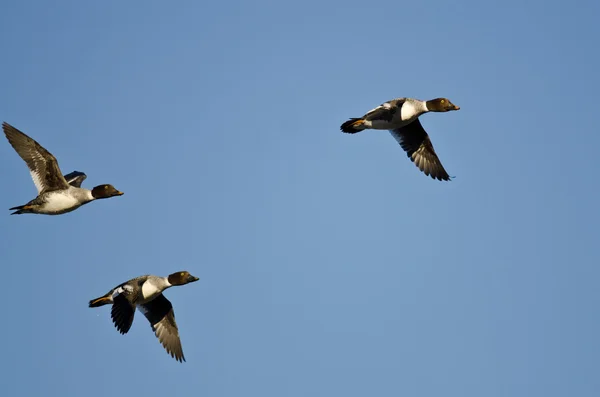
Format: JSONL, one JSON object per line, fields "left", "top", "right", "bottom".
{"left": 340, "top": 97, "right": 460, "bottom": 181}
{"left": 2, "top": 122, "right": 123, "bottom": 215}
{"left": 89, "top": 271, "right": 200, "bottom": 363}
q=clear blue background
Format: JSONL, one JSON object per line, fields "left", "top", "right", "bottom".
{"left": 1, "top": 0, "right": 599, "bottom": 396}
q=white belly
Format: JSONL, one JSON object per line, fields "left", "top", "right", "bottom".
{"left": 42, "top": 193, "right": 81, "bottom": 213}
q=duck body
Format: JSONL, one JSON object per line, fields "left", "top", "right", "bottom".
{"left": 2, "top": 122, "right": 123, "bottom": 215}
{"left": 89, "top": 271, "right": 200, "bottom": 363}
{"left": 10, "top": 185, "right": 94, "bottom": 215}
{"left": 340, "top": 98, "right": 429, "bottom": 132}
{"left": 93, "top": 275, "right": 171, "bottom": 307}
{"left": 340, "top": 97, "right": 460, "bottom": 181}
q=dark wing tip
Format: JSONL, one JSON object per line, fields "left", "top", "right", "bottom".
{"left": 390, "top": 122, "right": 452, "bottom": 182}
{"left": 2, "top": 122, "right": 19, "bottom": 138}
{"left": 426, "top": 165, "right": 451, "bottom": 181}
{"left": 173, "top": 350, "right": 186, "bottom": 363}
{"left": 2, "top": 122, "right": 26, "bottom": 137}
{"left": 156, "top": 315, "right": 186, "bottom": 362}
{"left": 139, "top": 295, "right": 187, "bottom": 362}
{"left": 417, "top": 158, "right": 450, "bottom": 181}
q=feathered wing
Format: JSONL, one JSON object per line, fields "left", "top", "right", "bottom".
{"left": 139, "top": 294, "right": 186, "bottom": 362}
{"left": 390, "top": 119, "right": 451, "bottom": 181}
{"left": 63, "top": 171, "right": 87, "bottom": 188}
{"left": 111, "top": 294, "right": 135, "bottom": 334}
{"left": 363, "top": 98, "right": 405, "bottom": 122}
{"left": 2, "top": 122, "right": 69, "bottom": 193}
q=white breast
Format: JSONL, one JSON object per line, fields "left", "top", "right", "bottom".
{"left": 400, "top": 101, "right": 421, "bottom": 121}
{"left": 141, "top": 281, "right": 162, "bottom": 300}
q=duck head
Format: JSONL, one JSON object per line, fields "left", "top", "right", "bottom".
{"left": 91, "top": 184, "right": 124, "bottom": 199}
{"left": 425, "top": 98, "right": 460, "bottom": 112}
{"left": 168, "top": 271, "right": 200, "bottom": 286}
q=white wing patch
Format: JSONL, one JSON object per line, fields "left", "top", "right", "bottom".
{"left": 30, "top": 170, "right": 45, "bottom": 194}
{"left": 112, "top": 284, "right": 133, "bottom": 298}
{"left": 26, "top": 150, "right": 50, "bottom": 193}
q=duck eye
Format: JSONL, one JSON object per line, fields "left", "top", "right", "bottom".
{"left": 180, "top": 272, "right": 185, "bottom": 276}
{"left": 440, "top": 100, "right": 445, "bottom": 104}
{"left": 104, "top": 186, "right": 108, "bottom": 190}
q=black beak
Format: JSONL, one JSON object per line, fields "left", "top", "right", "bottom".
{"left": 188, "top": 275, "right": 200, "bottom": 282}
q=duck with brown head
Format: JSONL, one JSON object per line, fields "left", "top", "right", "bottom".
{"left": 425, "top": 98, "right": 460, "bottom": 112}
{"left": 91, "top": 184, "right": 124, "bottom": 199}
{"left": 340, "top": 96, "right": 461, "bottom": 181}
{"left": 88, "top": 271, "right": 200, "bottom": 362}
{"left": 2, "top": 122, "right": 125, "bottom": 215}
{"left": 167, "top": 271, "right": 201, "bottom": 286}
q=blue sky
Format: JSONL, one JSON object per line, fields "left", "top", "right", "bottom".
{"left": 1, "top": 0, "right": 599, "bottom": 396}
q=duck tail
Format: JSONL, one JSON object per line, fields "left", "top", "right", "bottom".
{"left": 89, "top": 295, "right": 112, "bottom": 308}
{"left": 340, "top": 118, "right": 367, "bottom": 134}
{"left": 9, "top": 204, "right": 32, "bottom": 215}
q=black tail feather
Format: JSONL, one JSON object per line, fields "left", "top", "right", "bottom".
{"left": 340, "top": 118, "right": 365, "bottom": 134}
{"left": 9, "top": 205, "right": 27, "bottom": 215}
{"left": 89, "top": 295, "right": 112, "bottom": 308}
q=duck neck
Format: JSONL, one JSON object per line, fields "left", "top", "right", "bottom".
{"left": 403, "top": 99, "right": 428, "bottom": 120}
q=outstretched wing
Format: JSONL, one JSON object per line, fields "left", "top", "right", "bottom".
{"left": 390, "top": 119, "right": 451, "bottom": 181}
{"left": 111, "top": 294, "right": 135, "bottom": 334}
{"left": 2, "top": 122, "right": 70, "bottom": 193}
{"left": 139, "top": 294, "right": 186, "bottom": 362}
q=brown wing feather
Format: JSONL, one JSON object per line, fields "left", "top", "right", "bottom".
{"left": 139, "top": 294, "right": 186, "bottom": 362}
{"left": 2, "top": 122, "right": 69, "bottom": 193}
{"left": 390, "top": 119, "right": 451, "bottom": 181}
